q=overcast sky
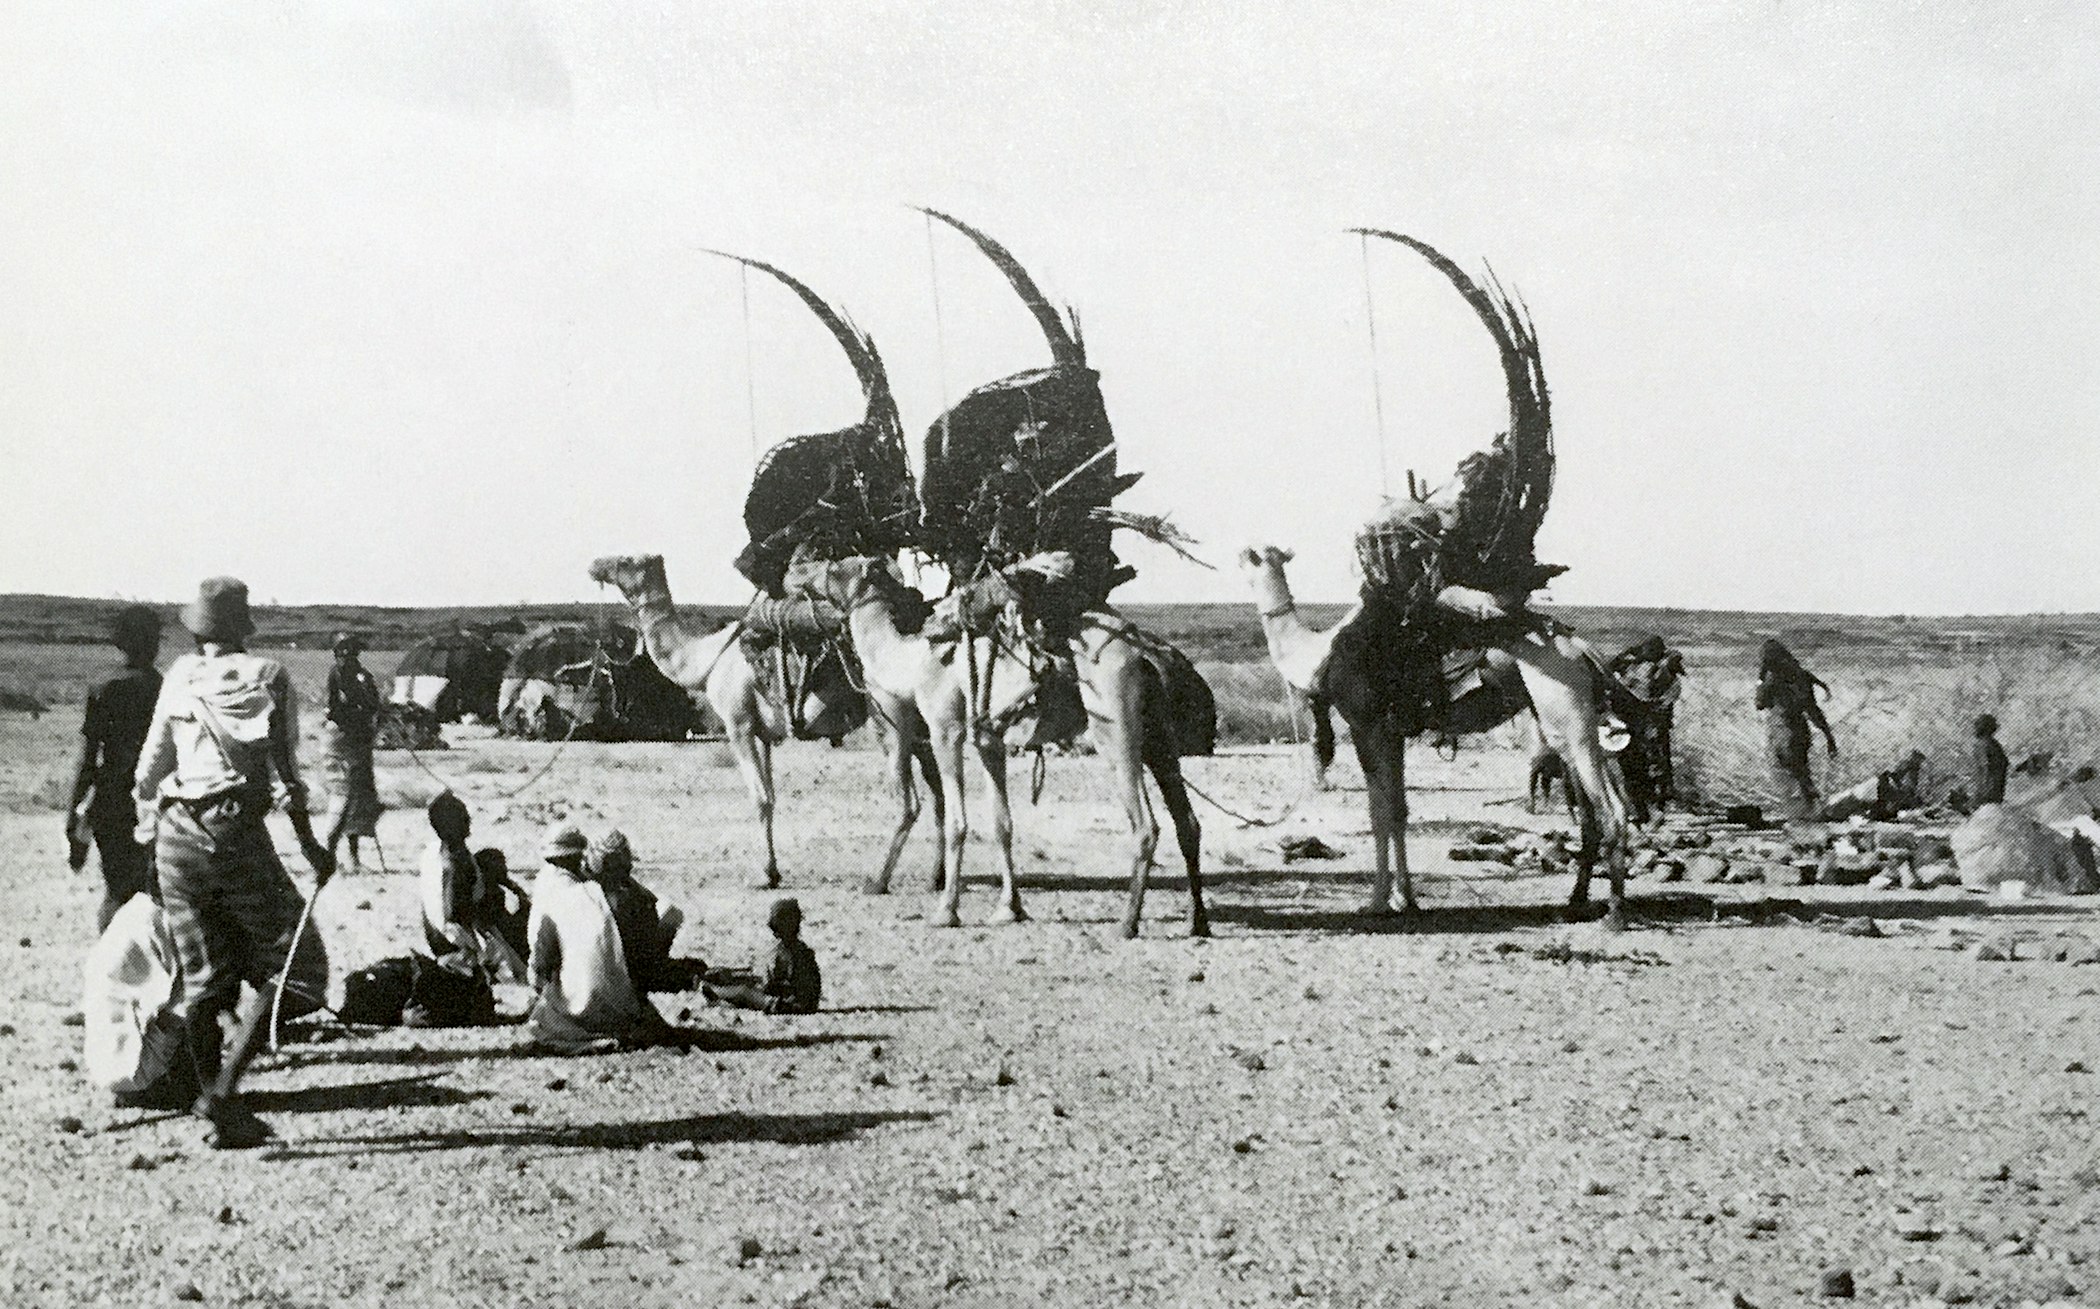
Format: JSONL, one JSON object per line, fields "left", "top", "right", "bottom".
{"left": 3, "top": 2, "right": 2094, "bottom": 614}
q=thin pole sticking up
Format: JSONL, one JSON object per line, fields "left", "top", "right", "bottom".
{"left": 739, "top": 264, "right": 760, "bottom": 461}
{"left": 1358, "top": 231, "right": 1392, "bottom": 499}
{"left": 924, "top": 212, "right": 953, "bottom": 462}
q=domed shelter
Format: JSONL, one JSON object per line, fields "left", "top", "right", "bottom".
{"left": 497, "top": 623, "right": 705, "bottom": 742}
{"left": 390, "top": 629, "right": 511, "bottom": 723}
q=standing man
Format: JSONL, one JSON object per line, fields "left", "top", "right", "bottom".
{"left": 1609, "top": 635, "right": 1686, "bottom": 816}
{"left": 1754, "top": 638, "right": 1838, "bottom": 818}
{"left": 322, "top": 631, "right": 383, "bottom": 876}
{"left": 66, "top": 606, "right": 164, "bottom": 931}
{"left": 1970, "top": 714, "right": 2009, "bottom": 808}
{"left": 134, "top": 577, "right": 331, "bottom": 1149}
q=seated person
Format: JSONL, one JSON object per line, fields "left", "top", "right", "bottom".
{"left": 526, "top": 823, "right": 663, "bottom": 1053}
{"left": 703, "top": 897, "right": 821, "bottom": 1015}
{"left": 418, "top": 793, "right": 528, "bottom": 979}
{"left": 586, "top": 830, "right": 689, "bottom": 993}
{"left": 1820, "top": 750, "right": 1928, "bottom": 822}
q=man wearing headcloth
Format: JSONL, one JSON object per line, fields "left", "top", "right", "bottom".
{"left": 66, "top": 606, "right": 164, "bottom": 931}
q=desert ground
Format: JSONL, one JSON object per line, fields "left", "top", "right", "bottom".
{"left": 4, "top": 614, "right": 2100, "bottom": 1309}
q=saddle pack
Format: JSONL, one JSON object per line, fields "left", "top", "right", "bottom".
{"left": 740, "top": 595, "right": 869, "bottom": 742}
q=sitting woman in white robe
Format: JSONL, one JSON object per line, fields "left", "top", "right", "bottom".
{"left": 525, "top": 824, "right": 664, "bottom": 1054}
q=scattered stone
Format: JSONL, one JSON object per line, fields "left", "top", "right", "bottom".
{"left": 736, "top": 1235, "right": 764, "bottom": 1264}
{"left": 1230, "top": 1137, "right": 1253, "bottom": 1154}
{"left": 215, "top": 1206, "right": 236, "bottom": 1224}
{"left": 1452, "top": 1051, "right": 1478, "bottom": 1066}
{"left": 568, "top": 1228, "right": 610, "bottom": 1252}
{"left": 0, "top": 1023, "right": 13, "bottom": 1036}
{"left": 173, "top": 1284, "right": 203, "bottom": 1302}
{"left": 868, "top": 1070, "right": 890, "bottom": 1088}
{"left": 1187, "top": 971, "right": 1205, "bottom": 983}
{"left": 1973, "top": 936, "right": 2019, "bottom": 962}
{"left": 1895, "top": 1220, "right": 1942, "bottom": 1242}
{"left": 1231, "top": 1048, "right": 1266, "bottom": 1072}
{"left": 126, "top": 1153, "right": 157, "bottom": 1171}
{"left": 869, "top": 1045, "right": 883, "bottom": 1060}
{"left": 61, "top": 1012, "right": 83, "bottom": 1027}
{"left": 1581, "top": 1179, "right": 1611, "bottom": 1196}
{"left": 674, "top": 1145, "right": 706, "bottom": 1163}
{"left": 1687, "top": 854, "right": 1731, "bottom": 883}
{"left": 545, "top": 1077, "right": 567, "bottom": 1091}
{"left": 2067, "top": 1061, "right": 2088, "bottom": 1074}
{"left": 510, "top": 1102, "right": 534, "bottom": 1115}
{"left": 993, "top": 1064, "right": 1015, "bottom": 1087}
{"left": 58, "top": 1058, "right": 78, "bottom": 1072}
{"left": 56, "top": 1115, "right": 83, "bottom": 1134}
{"left": 1839, "top": 916, "right": 1883, "bottom": 939}
{"left": 1816, "top": 1268, "right": 1855, "bottom": 1298}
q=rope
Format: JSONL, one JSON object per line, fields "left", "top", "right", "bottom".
{"left": 924, "top": 212, "right": 953, "bottom": 463}
{"left": 1359, "top": 231, "right": 1392, "bottom": 499}
{"left": 740, "top": 264, "right": 760, "bottom": 462}
{"left": 390, "top": 655, "right": 606, "bottom": 804}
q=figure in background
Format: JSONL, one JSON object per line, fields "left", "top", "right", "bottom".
{"left": 1609, "top": 635, "right": 1686, "bottom": 815}
{"left": 322, "top": 632, "right": 384, "bottom": 876}
{"left": 419, "top": 792, "right": 527, "bottom": 978}
{"left": 133, "top": 576, "right": 331, "bottom": 1149}
{"left": 526, "top": 823, "right": 662, "bottom": 1053}
{"left": 586, "top": 830, "right": 688, "bottom": 993}
{"left": 1754, "top": 638, "right": 1837, "bottom": 817}
{"left": 66, "top": 606, "right": 164, "bottom": 931}
{"left": 703, "top": 897, "right": 821, "bottom": 1015}
{"left": 1970, "top": 714, "right": 2009, "bottom": 808}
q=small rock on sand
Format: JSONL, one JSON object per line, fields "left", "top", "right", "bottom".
{"left": 1816, "top": 1268, "right": 1855, "bottom": 1298}
{"left": 173, "top": 1284, "right": 204, "bottom": 1302}
{"left": 568, "top": 1228, "right": 610, "bottom": 1252}
{"left": 1972, "top": 936, "right": 2019, "bottom": 962}
{"left": 1839, "top": 916, "right": 1882, "bottom": 939}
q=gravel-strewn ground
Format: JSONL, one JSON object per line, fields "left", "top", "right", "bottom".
{"left": 3, "top": 711, "right": 2096, "bottom": 1308}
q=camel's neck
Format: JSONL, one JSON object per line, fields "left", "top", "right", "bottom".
{"left": 616, "top": 577, "right": 683, "bottom": 669}
{"left": 841, "top": 591, "right": 922, "bottom": 694}
{"left": 1249, "top": 566, "right": 1340, "bottom": 695}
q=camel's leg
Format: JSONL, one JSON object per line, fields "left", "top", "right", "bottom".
{"left": 868, "top": 718, "right": 920, "bottom": 896}
{"left": 1356, "top": 732, "right": 1395, "bottom": 915}
{"left": 755, "top": 733, "right": 780, "bottom": 888}
{"left": 915, "top": 736, "right": 947, "bottom": 893}
{"left": 1390, "top": 731, "right": 1418, "bottom": 915}
{"left": 1109, "top": 717, "right": 1161, "bottom": 939}
{"left": 1148, "top": 753, "right": 1205, "bottom": 938}
{"left": 931, "top": 719, "right": 969, "bottom": 929}
{"left": 978, "top": 738, "right": 1027, "bottom": 925}
{"left": 724, "top": 718, "right": 776, "bottom": 889}
{"left": 1570, "top": 793, "right": 1598, "bottom": 908}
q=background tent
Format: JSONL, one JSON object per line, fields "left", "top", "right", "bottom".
{"left": 497, "top": 623, "right": 703, "bottom": 742}
{"left": 390, "top": 629, "right": 511, "bottom": 722}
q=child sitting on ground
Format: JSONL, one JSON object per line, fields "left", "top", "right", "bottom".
{"left": 586, "top": 829, "right": 691, "bottom": 993}
{"left": 703, "top": 897, "right": 821, "bottom": 1015}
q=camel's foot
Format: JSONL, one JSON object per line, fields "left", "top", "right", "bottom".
{"left": 989, "top": 903, "right": 1029, "bottom": 926}
{"left": 1362, "top": 899, "right": 1400, "bottom": 917}
{"left": 761, "top": 867, "right": 782, "bottom": 891}
{"left": 1603, "top": 902, "right": 1628, "bottom": 933}
{"left": 1119, "top": 912, "right": 1142, "bottom": 940}
{"left": 928, "top": 906, "right": 963, "bottom": 929}
{"left": 1187, "top": 914, "right": 1211, "bottom": 939}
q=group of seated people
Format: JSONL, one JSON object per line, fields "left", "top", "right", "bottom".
{"left": 417, "top": 794, "right": 819, "bottom": 1054}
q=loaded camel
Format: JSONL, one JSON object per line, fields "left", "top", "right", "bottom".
{"left": 1240, "top": 545, "right": 1631, "bottom": 924}
{"left": 587, "top": 554, "right": 795, "bottom": 887}
{"left": 803, "top": 553, "right": 1211, "bottom": 936}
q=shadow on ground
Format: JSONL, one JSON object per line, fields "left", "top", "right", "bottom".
{"left": 266, "top": 1108, "right": 939, "bottom": 1159}
{"left": 246, "top": 1071, "right": 490, "bottom": 1114}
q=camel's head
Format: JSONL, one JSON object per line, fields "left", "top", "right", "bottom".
{"left": 587, "top": 554, "right": 667, "bottom": 599}
{"left": 1238, "top": 545, "right": 1295, "bottom": 603}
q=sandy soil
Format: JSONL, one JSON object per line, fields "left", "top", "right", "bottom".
{"left": 2, "top": 708, "right": 2097, "bottom": 1308}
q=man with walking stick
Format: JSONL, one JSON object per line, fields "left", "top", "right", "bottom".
{"left": 133, "top": 577, "right": 333, "bottom": 1149}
